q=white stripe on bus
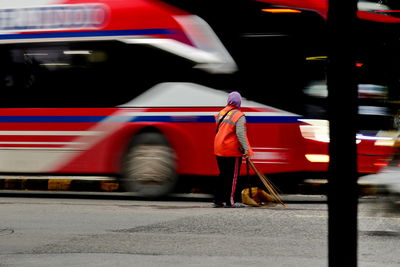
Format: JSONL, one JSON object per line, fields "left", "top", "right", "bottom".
{"left": 0, "top": 142, "right": 83, "bottom": 145}
{"left": 0, "top": 147, "right": 80, "bottom": 150}
{"left": 0, "top": 131, "right": 100, "bottom": 136}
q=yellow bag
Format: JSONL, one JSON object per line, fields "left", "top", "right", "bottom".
{"left": 241, "top": 159, "right": 286, "bottom": 207}
{"left": 241, "top": 187, "right": 277, "bottom": 207}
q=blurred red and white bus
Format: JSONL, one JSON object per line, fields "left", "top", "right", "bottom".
{"left": 0, "top": 0, "right": 394, "bottom": 197}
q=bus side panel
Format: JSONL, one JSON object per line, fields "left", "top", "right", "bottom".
{"left": 246, "top": 122, "right": 308, "bottom": 175}
{"left": 52, "top": 124, "right": 135, "bottom": 174}
{"left": 357, "top": 140, "right": 394, "bottom": 173}
{"left": 0, "top": 108, "right": 117, "bottom": 174}
{"left": 303, "top": 138, "right": 394, "bottom": 174}
{"left": 54, "top": 121, "right": 209, "bottom": 175}
{"left": 154, "top": 123, "right": 210, "bottom": 175}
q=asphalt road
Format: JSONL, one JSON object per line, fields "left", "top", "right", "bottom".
{"left": 0, "top": 193, "right": 399, "bottom": 267}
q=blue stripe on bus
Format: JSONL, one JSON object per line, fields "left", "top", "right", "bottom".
{"left": 0, "top": 116, "right": 107, "bottom": 123}
{"left": 130, "top": 116, "right": 300, "bottom": 123}
{"left": 130, "top": 116, "right": 216, "bottom": 123}
{"left": 0, "top": 29, "right": 173, "bottom": 40}
{"left": 0, "top": 115, "right": 300, "bottom": 123}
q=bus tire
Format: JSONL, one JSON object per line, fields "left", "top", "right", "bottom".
{"left": 121, "top": 132, "right": 177, "bottom": 198}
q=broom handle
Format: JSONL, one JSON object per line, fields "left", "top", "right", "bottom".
{"left": 248, "top": 159, "right": 286, "bottom": 207}
{"left": 246, "top": 158, "right": 252, "bottom": 198}
{"left": 251, "top": 160, "right": 284, "bottom": 205}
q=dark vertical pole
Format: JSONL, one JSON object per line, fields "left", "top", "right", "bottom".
{"left": 327, "top": 0, "right": 359, "bottom": 266}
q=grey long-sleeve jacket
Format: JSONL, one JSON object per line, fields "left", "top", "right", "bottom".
{"left": 236, "top": 116, "right": 249, "bottom": 153}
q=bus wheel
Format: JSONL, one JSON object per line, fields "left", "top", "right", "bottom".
{"left": 122, "top": 132, "right": 177, "bottom": 198}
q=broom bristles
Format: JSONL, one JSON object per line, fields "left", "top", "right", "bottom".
{"left": 248, "top": 159, "right": 287, "bottom": 207}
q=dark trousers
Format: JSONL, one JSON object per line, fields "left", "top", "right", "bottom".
{"left": 214, "top": 156, "right": 242, "bottom": 206}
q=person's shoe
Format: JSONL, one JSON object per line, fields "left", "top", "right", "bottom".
{"left": 225, "top": 202, "right": 246, "bottom": 208}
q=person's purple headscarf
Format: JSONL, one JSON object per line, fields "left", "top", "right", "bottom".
{"left": 227, "top": 91, "right": 241, "bottom": 108}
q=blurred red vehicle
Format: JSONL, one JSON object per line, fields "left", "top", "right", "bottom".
{"left": 257, "top": 0, "right": 400, "bottom": 22}
{"left": 0, "top": 0, "right": 395, "bottom": 197}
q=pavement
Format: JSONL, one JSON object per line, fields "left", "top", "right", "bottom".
{"left": 1, "top": 195, "right": 399, "bottom": 266}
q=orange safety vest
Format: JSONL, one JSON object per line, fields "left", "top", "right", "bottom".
{"left": 214, "top": 105, "right": 252, "bottom": 157}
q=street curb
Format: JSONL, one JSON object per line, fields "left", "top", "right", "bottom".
{"left": 0, "top": 177, "right": 377, "bottom": 195}
{"left": 298, "top": 182, "right": 327, "bottom": 195}
{"left": 301, "top": 179, "right": 378, "bottom": 196}
{"left": 0, "top": 177, "right": 120, "bottom": 192}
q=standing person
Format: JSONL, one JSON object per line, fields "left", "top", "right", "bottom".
{"left": 213, "top": 91, "right": 253, "bottom": 208}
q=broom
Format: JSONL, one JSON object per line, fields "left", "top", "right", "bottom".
{"left": 248, "top": 159, "right": 287, "bottom": 207}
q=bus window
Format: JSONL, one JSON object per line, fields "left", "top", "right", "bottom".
{"left": 0, "top": 41, "right": 203, "bottom": 108}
